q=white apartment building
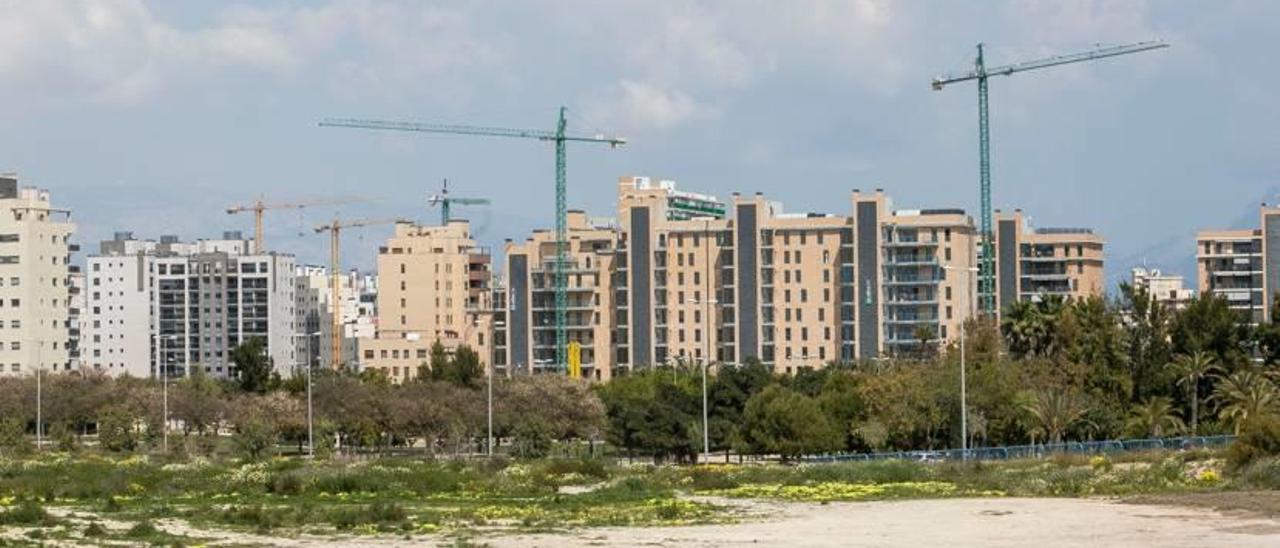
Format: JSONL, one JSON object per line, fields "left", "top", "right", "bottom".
{"left": 0, "top": 176, "right": 75, "bottom": 377}
{"left": 294, "top": 265, "right": 377, "bottom": 370}
{"left": 84, "top": 231, "right": 297, "bottom": 379}
{"left": 1131, "top": 266, "right": 1194, "bottom": 310}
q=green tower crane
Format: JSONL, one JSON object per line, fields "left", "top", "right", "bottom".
{"left": 319, "top": 108, "right": 626, "bottom": 371}
{"left": 429, "top": 179, "right": 491, "bottom": 226}
{"left": 932, "top": 40, "right": 1168, "bottom": 315}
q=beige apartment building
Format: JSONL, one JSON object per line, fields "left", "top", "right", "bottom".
{"left": 989, "top": 210, "right": 1106, "bottom": 310}
{"left": 0, "top": 176, "right": 76, "bottom": 376}
{"left": 358, "top": 220, "right": 493, "bottom": 382}
{"left": 1195, "top": 204, "right": 1280, "bottom": 325}
{"left": 495, "top": 178, "right": 1007, "bottom": 376}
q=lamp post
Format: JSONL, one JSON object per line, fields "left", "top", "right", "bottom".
{"left": 685, "top": 297, "right": 717, "bottom": 464}
{"left": 34, "top": 341, "right": 43, "bottom": 451}
{"left": 293, "top": 331, "right": 321, "bottom": 457}
{"left": 943, "top": 264, "right": 979, "bottom": 459}
{"left": 489, "top": 320, "right": 505, "bottom": 457}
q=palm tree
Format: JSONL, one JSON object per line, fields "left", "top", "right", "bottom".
{"left": 1125, "top": 396, "right": 1185, "bottom": 438}
{"left": 1211, "top": 370, "right": 1280, "bottom": 434}
{"left": 1001, "top": 300, "right": 1042, "bottom": 359}
{"left": 1166, "top": 351, "right": 1221, "bottom": 435}
{"left": 1021, "top": 389, "right": 1090, "bottom": 444}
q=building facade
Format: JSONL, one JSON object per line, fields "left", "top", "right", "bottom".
{"left": 294, "top": 265, "right": 376, "bottom": 370}
{"left": 0, "top": 176, "right": 76, "bottom": 376}
{"left": 494, "top": 177, "right": 1040, "bottom": 377}
{"left": 358, "top": 220, "right": 493, "bottom": 382}
{"left": 989, "top": 210, "right": 1106, "bottom": 310}
{"left": 84, "top": 231, "right": 297, "bottom": 379}
{"left": 1195, "top": 205, "right": 1280, "bottom": 325}
{"left": 1131, "top": 267, "right": 1194, "bottom": 309}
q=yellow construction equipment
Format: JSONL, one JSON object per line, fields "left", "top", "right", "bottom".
{"left": 567, "top": 341, "right": 582, "bottom": 379}
{"left": 227, "top": 196, "right": 367, "bottom": 254}
{"left": 314, "top": 216, "right": 406, "bottom": 369}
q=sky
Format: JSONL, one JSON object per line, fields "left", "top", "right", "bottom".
{"left": 0, "top": 0, "right": 1276, "bottom": 287}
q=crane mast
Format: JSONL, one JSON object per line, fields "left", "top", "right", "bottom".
{"left": 932, "top": 40, "right": 1168, "bottom": 315}
{"left": 320, "top": 108, "right": 624, "bottom": 371}
{"left": 314, "top": 217, "right": 405, "bottom": 369}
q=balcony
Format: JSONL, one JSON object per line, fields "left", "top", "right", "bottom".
{"left": 882, "top": 278, "right": 940, "bottom": 286}
{"left": 883, "top": 240, "right": 938, "bottom": 248}
{"left": 884, "top": 316, "right": 940, "bottom": 325}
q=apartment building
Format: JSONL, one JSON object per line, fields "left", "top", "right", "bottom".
{"left": 84, "top": 231, "right": 296, "bottom": 379}
{"left": 358, "top": 220, "right": 493, "bottom": 382}
{"left": 294, "top": 265, "right": 376, "bottom": 370}
{"left": 498, "top": 178, "right": 986, "bottom": 376}
{"left": 1195, "top": 205, "right": 1280, "bottom": 324}
{"left": 989, "top": 210, "right": 1106, "bottom": 310}
{"left": 504, "top": 211, "right": 619, "bottom": 378}
{"left": 0, "top": 176, "right": 76, "bottom": 376}
{"left": 1131, "top": 267, "right": 1194, "bottom": 309}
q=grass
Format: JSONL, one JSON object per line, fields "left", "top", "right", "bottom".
{"left": 0, "top": 449, "right": 1256, "bottom": 541}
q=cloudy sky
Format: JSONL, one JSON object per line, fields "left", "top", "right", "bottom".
{"left": 0, "top": 1, "right": 1275, "bottom": 285}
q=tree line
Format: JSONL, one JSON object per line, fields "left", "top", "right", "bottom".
{"left": 3, "top": 288, "right": 1280, "bottom": 462}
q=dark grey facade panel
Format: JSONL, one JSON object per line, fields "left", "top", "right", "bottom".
{"left": 855, "top": 201, "right": 879, "bottom": 359}
{"left": 998, "top": 219, "right": 1018, "bottom": 310}
{"left": 736, "top": 204, "right": 758, "bottom": 361}
{"left": 1266, "top": 214, "right": 1280, "bottom": 321}
{"left": 630, "top": 207, "right": 652, "bottom": 367}
{"left": 509, "top": 254, "right": 530, "bottom": 369}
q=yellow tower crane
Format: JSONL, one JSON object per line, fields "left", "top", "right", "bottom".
{"left": 227, "top": 196, "right": 367, "bottom": 254}
{"left": 314, "top": 216, "right": 406, "bottom": 369}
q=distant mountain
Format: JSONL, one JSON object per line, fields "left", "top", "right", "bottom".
{"left": 1106, "top": 185, "right": 1280, "bottom": 291}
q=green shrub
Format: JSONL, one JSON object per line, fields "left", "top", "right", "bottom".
{"left": 267, "top": 472, "right": 305, "bottom": 495}
{"left": 1235, "top": 457, "right": 1280, "bottom": 489}
{"left": 126, "top": 521, "right": 160, "bottom": 539}
{"left": 83, "top": 521, "right": 108, "bottom": 538}
{"left": 1226, "top": 416, "right": 1280, "bottom": 470}
{"left": 0, "top": 499, "right": 59, "bottom": 527}
{"left": 0, "top": 417, "right": 33, "bottom": 457}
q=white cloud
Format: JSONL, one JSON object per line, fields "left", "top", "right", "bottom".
{"left": 588, "top": 80, "right": 717, "bottom": 131}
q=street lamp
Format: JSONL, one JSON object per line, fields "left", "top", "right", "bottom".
{"left": 293, "top": 331, "right": 322, "bottom": 458}
{"left": 158, "top": 333, "right": 181, "bottom": 454}
{"left": 942, "top": 264, "right": 979, "bottom": 459}
{"left": 34, "top": 341, "right": 43, "bottom": 451}
{"left": 686, "top": 296, "right": 718, "bottom": 464}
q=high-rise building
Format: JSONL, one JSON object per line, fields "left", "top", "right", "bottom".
{"left": 294, "top": 265, "right": 377, "bottom": 370}
{"left": 358, "top": 220, "right": 493, "bottom": 382}
{"left": 0, "top": 176, "right": 76, "bottom": 376}
{"left": 1195, "top": 205, "right": 1280, "bottom": 325}
{"left": 84, "top": 231, "right": 296, "bottom": 379}
{"left": 498, "top": 179, "right": 994, "bottom": 376}
{"left": 989, "top": 210, "right": 1106, "bottom": 309}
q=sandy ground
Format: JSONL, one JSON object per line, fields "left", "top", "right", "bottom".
{"left": 485, "top": 497, "right": 1280, "bottom": 548}
{"left": 13, "top": 496, "right": 1280, "bottom": 546}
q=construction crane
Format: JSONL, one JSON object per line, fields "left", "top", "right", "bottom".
{"left": 932, "top": 41, "right": 1168, "bottom": 315}
{"left": 320, "top": 107, "right": 626, "bottom": 371}
{"left": 314, "top": 216, "right": 406, "bottom": 369}
{"left": 227, "top": 196, "right": 367, "bottom": 254}
{"left": 428, "top": 179, "right": 491, "bottom": 225}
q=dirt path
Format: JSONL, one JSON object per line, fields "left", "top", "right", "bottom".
{"left": 482, "top": 497, "right": 1280, "bottom": 548}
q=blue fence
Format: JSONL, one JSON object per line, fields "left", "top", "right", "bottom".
{"left": 802, "top": 435, "right": 1237, "bottom": 463}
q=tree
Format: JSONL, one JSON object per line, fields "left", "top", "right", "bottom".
{"left": 230, "top": 395, "right": 280, "bottom": 460}
{"left": 1021, "top": 389, "right": 1090, "bottom": 444}
{"left": 1173, "top": 295, "right": 1248, "bottom": 367}
{"left": 1125, "top": 397, "right": 1185, "bottom": 438}
{"left": 742, "top": 385, "right": 840, "bottom": 461}
{"left": 1212, "top": 370, "right": 1280, "bottom": 434}
{"left": 171, "top": 367, "right": 225, "bottom": 438}
{"left": 431, "top": 344, "right": 483, "bottom": 388}
{"left": 231, "top": 337, "right": 272, "bottom": 393}
{"left": 1167, "top": 351, "right": 1221, "bottom": 434}
{"left": 421, "top": 340, "right": 450, "bottom": 381}
{"left": 98, "top": 404, "right": 141, "bottom": 452}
